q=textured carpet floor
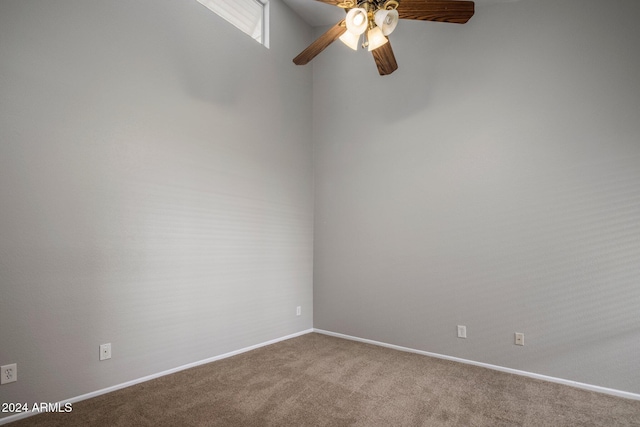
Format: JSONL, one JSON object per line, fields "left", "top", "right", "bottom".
{"left": 8, "top": 333, "right": 640, "bottom": 426}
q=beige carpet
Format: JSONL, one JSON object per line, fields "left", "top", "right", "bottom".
{"left": 8, "top": 333, "right": 640, "bottom": 426}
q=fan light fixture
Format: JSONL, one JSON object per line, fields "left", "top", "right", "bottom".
{"left": 339, "top": 1, "right": 398, "bottom": 52}
{"left": 374, "top": 9, "right": 398, "bottom": 36}
{"left": 345, "top": 8, "right": 368, "bottom": 35}
{"left": 367, "top": 26, "right": 388, "bottom": 51}
{"left": 339, "top": 31, "right": 360, "bottom": 50}
{"left": 292, "top": 0, "right": 475, "bottom": 77}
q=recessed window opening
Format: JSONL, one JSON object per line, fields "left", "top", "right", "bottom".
{"left": 197, "top": 0, "right": 269, "bottom": 48}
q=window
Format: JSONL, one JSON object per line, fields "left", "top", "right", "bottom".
{"left": 197, "top": 0, "right": 269, "bottom": 48}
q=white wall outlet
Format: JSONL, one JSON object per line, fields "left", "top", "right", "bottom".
{"left": 457, "top": 325, "right": 467, "bottom": 339}
{"left": 1, "top": 363, "right": 17, "bottom": 385}
{"left": 99, "top": 343, "right": 112, "bottom": 361}
{"left": 296, "top": 306, "right": 301, "bottom": 316}
{"left": 515, "top": 332, "right": 524, "bottom": 346}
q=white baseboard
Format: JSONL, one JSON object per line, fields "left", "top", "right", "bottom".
{"left": 313, "top": 328, "right": 640, "bottom": 401}
{"left": 0, "top": 329, "right": 314, "bottom": 426}
{"left": 4, "top": 327, "right": 636, "bottom": 425}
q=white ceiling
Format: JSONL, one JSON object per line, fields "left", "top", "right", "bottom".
{"left": 281, "top": 0, "right": 521, "bottom": 27}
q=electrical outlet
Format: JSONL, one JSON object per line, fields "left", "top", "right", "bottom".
{"left": 515, "top": 332, "right": 524, "bottom": 346}
{"left": 99, "top": 343, "right": 112, "bottom": 361}
{"left": 457, "top": 325, "right": 467, "bottom": 339}
{"left": 1, "top": 364, "right": 17, "bottom": 385}
{"left": 296, "top": 306, "right": 301, "bottom": 316}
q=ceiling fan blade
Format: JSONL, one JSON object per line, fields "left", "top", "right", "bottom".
{"left": 371, "top": 42, "right": 398, "bottom": 76}
{"left": 293, "top": 20, "right": 346, "bottom": 66}
{"left": 397, "top": 0, "right": 474, "bottom": 24}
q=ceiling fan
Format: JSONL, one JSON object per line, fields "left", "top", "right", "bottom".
{"left": 293, "top": 0, "right": 474, "bottom": 76}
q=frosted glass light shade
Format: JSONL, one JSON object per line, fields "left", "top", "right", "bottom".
{"left": 339, "top": 31, "right": 360, "bottom": 50}
{"left": 345, "top": 8, "right": 368, "bottom": 35}
{"left": 374, "top": 9, "right": 399, "bottom": 36}
{"left": 367, "top": 26, "right": 389, "bottom": 51}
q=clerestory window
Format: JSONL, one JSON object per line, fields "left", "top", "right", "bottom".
{"left": 197, "top": 0, "right": 269, "bottom": 48}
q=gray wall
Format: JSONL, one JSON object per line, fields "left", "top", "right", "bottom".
{"left": 2, "top": 0, "right": 639, "bottom": 413}
{"left": 313, "top": 0, "right": 640, "bottom": 394}
{"left": 0, "top": 0, "right": 314, "bottom": 412}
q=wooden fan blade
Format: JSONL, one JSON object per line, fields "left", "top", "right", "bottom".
{"left": 293, "top": 21, "right": 346, "bottom": 66}
{"left": 371, "top": 42, "right": 398, "bottom": 76}
{"left": 397, "top": 0, "right": 474, "bottom": 24}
